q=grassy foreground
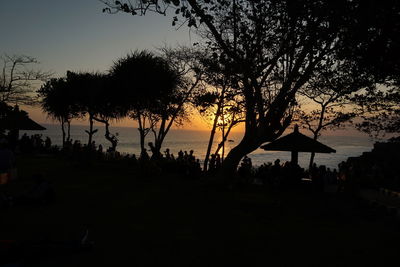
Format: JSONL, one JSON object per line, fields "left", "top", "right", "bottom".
{"left": 2, "top": 154, "right": 400, "bottom": 266}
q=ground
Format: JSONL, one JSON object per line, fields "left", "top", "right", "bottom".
{"left": 1, "top": 154, "right": 400, "bottom": 266}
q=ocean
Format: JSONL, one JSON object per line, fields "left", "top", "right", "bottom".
{"left": 21, "top": 123, "right": 379, "bottom": 170}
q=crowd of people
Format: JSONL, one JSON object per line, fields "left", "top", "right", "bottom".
{"left": 4, "top": 132, "right": 399, "bottom": 195}
{"left": 19, "top": 133, "right": 53, "bottom": 153}
{"left": 251, "top": 159, "right": 338, "bottom": 191}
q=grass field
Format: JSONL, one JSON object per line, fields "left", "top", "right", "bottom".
{"left": 1, "top": 154, "right": 400, "bottom": 266}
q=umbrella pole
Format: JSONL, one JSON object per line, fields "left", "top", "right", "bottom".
{"left": 291, "top": 150, "right": 298, "bottom": 165}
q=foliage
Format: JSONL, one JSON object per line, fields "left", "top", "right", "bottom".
{"left": 1, "top": 54, "right": 51, "bottom": 105}
{"left": 38, "top": 77, "right": 79, "bottom": 123}
{"left": 38, "top": 76, "right": 80, "bottom": 145}
{"left": 110, "top": 50, "right": 184, "bottom": 155}
{"left": 353, "top": 86, "right": 400, "bottom": 136}
{"left": 336, "top": 1, "right": 400, "bottom": 136}
{"left": 295, "top": 59, "right": 367, "bottom": 137}
{"left": 192, "top": 52, "right": 244, "bottom": 169}
{"left": 337, "top": 1, "right": 400, "bottom": 83}
{"left": 102, "top": 0, "right": 383, "bottom": 176}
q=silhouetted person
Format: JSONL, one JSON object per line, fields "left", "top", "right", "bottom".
{"left": 238, "top": 155, "right": 253, "bottom": 183}
{"left": 148, "top": 142, "right": 161, "bottom": 160}
{"left": 209, "top": 154, "right": 216, "bottom": 171}
{"left": 178, "top": 150, "right": 184, "bottom": 161}
{"left": 140, "top": 149, "right": 150, "bottom": 161}
{"left": 189, "top": 150, "right": 195, "bottom": 162}
{"left": 271, "top": 159, "right": 281, "bottom": 189}
{"left": 45, "top": 136, "right": 52, "bottom": 150}
{"left": 165, "top": 148, "right": 171, "bottom": 160}
{"left": 91, "top": 141, "right": 96, "bottom": 151}
{"left": 215, "top": 154, "right": 221, "bottom": 170}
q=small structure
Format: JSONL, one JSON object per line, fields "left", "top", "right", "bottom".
{"left": 0, "top": 106, "right": 46, "bottom": 149}
{"left": 1, "top": 105, "right": 46, "bottom": 131}
{"left": 3, "top": 115, "right": 46, "bottom": 131}
{"left": 260, "top": 125, "right": 335, "bottom": 165}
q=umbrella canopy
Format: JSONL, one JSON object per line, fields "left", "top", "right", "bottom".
{"left": 260, "top": 126, "right": 335, "bottom": 164}
{"left": 4, "top": 115, "right": 46, "bottom": 130}
{"left": 0, "top": 106, "right": 46, "bottom": 130}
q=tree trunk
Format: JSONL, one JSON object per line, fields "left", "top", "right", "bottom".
{"left": 104, "top": 120, "right": 117, "bottom": 151}
{"left": 137, "top": 113, "right": 147, "bottom": 156}
{"left": 152, "top": 117, "right": 166, "bottom": 159}
{"left": 204, "top": 88, "right": 225, "bottom": 171}
{"left": 214, "top": 120, "right": 235, "bottom": 157}
{"left": 67, "top": 120, "right": 71, "bottom": 142}
{"left": 219, "top": 133, "right": 260, "bottom": 180}
{"left": 60, "top": 118, "right": 66, "bottom": 147}
{"left": 204, "top": 114, "right": 219, "bottom": 171}
{"left": 308, "top": 134, "right": 319, "bottom": 169}
{"left": 221, "top": 111, "right": 225, "bottom": 161}
{"left": 88, "top": 116, "right": 94, "bottom": 145}
{"left": 138, "top": 128, "right": 146, "bottom": 155}
{"left": 309, "top": 152, "right": 316, "bottom": 170}
{"left": 84, "top": 114, "right": 98, "bottom": 147}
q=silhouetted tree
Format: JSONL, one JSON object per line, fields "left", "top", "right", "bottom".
{"left": 214, "top": 101, "right": 243, "bottom": 161}
{"left": 296, "top": 60, "right": 370, "bottom": 168}
{"left": 149, "top": 46, "right": 206, "bottom": 157}
{"left": 67, "top": 71, "right": 103, "bottom": 146}
{"left": 337, "top": 1, "right": 400, "bottom": 83}
{"left": 193, "top": 55, "right": 244, "bottom": 170}
{"left": 110, "top": 51, "right": 182, "bottom": 157}
{"left": 102, "top": 0, "right": 400, "bottom": 178}
{"left": 91, "top": 74, "right": 129, "bottom": 152}
{"left": 338, "top": 1, "right": 400, "bottom": 136}
{"left": 1, "top": 54, "right": 51, "bottom": 105}
{"left": 38, "top": 77, "right": 79, "bottom": 146}
{"left": 353, "top": 86, "right": 400, "bottom": 137}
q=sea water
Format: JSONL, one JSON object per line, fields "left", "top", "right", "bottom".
{"left": 21, "top": 124, "right": 378, "bottom": 170}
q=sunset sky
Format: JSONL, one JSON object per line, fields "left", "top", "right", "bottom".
{"left": 1, "top": 1, "right": 366, "bottom": 136}
{"left": 0, "top": 0, "right": 213, "bottom": 129}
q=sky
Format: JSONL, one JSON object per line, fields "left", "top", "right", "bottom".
{"left": 0, "top": 1, "right": 369, "bottom": 136}
{"left": 0, "top": 0, "right": 212, "bottom": 129}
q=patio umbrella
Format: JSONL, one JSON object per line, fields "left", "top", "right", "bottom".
{"left": 1, "top": 112, "right": 46, "bottom": 130}
{"left": 260, "top": 125, "right": 335, "bottom": 165}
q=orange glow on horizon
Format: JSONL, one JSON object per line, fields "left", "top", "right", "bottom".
{"left": 22, "top": 104, "right": 368, "bottom": 137}
{"left": 23, "top": 104, "right": 245, "bottom": 132}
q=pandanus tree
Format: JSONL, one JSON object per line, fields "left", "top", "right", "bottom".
{"left": 38, "top": 77, "right": 78, "bottom": 146}
{"left": 101, "top": 0, "right": 377, "bottom": 178}
{"left": 91, "top": 74, "right": 128, "bottom": 152}
{"left": 66, "top": 71, "right": 103, "bottom": 146}
{"left": 110, "top": 51, "right": 184, "bottom": 158}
